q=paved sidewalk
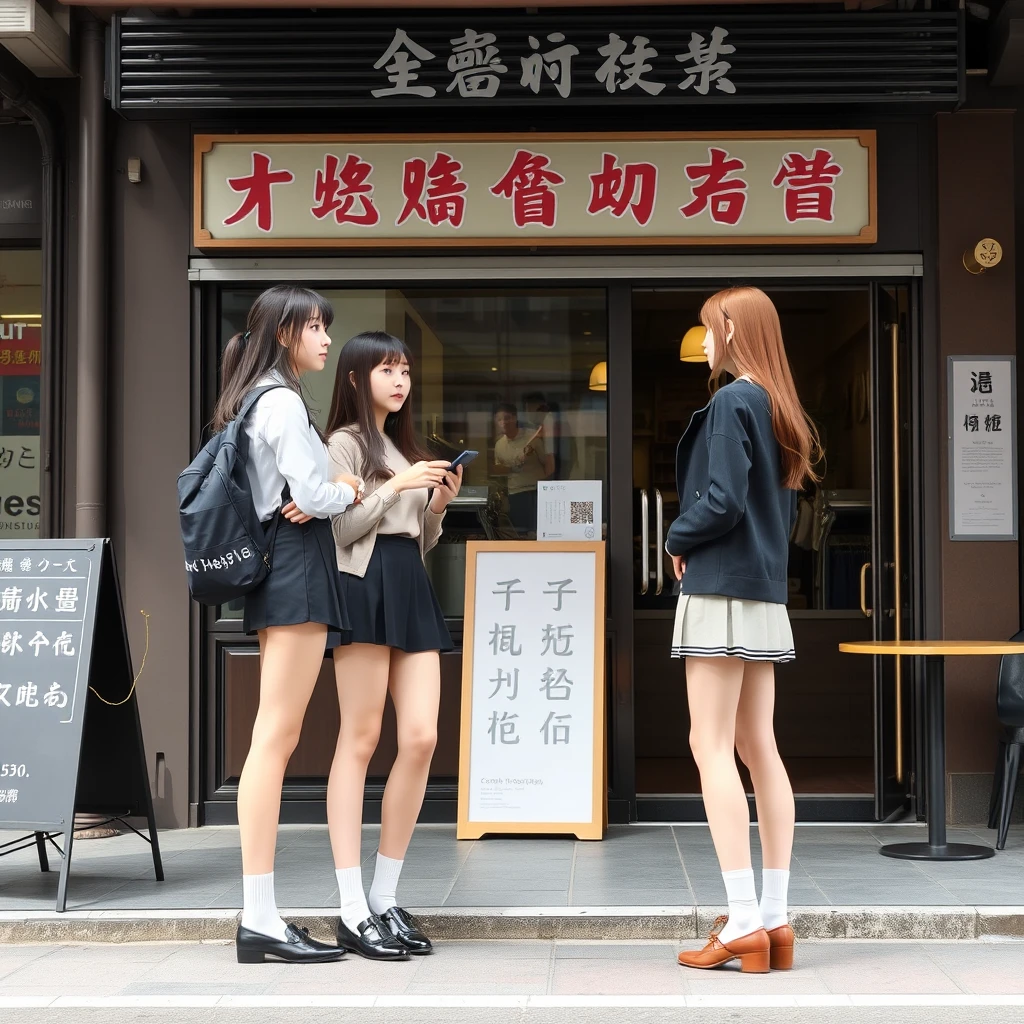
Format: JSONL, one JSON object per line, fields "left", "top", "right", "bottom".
{"left": 2, "top": 823, "right": 1022, "bottom": 913}
{"left": 1, "top": 938, "right": 1024, "bottom": 1023}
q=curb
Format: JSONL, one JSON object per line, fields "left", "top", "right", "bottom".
{"left": 1, "top": 906, "right": 1023, "bottom": 944}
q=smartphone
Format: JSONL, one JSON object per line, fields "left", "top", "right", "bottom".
{"left": 447, "top": 450, "right": 479, "bottom": 472}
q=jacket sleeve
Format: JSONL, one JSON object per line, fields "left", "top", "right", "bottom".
{"left": 665, "top": 396, "right": 752, "bottom": 558}
{"left": 260, "top": 390, "right": 354, "bottom": 517}
{"left": 788, "top": 490, "right": 799, "bottom": 539}
{"left": 327, "top": 431, "right": 400, "bottom": 548}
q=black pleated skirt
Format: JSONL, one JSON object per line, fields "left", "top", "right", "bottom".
{"left": 243, "top": 516, "right": 348, "bottom": 637}
{"left": 334, "top": 535, "right": 452, "bottom": 653}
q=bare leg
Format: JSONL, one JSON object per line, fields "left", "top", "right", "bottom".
{"left": 735, "top": 660, "right": 794, "bottom": 870}
{"left": 686, "top": 656, "right": 748, "bottom": 871}
{"left": 378, "top": 650, "right": 440, "bottom": 861}
{"left": 685, "top": 655, "right": 763, "bottom": 947}
{"left": 326, "top": 643, "right": 392, "bottom": 869}
{"left": 237, "top": 622, "right": 328, "bottom": 875}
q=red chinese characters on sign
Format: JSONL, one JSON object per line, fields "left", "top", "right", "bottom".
{"left": 680, "top": 147, "right": 748, "bottom": 226}
{"left": 772, "top": 149, "right": 843, "bottom": 223}
{"left": 312, "top": 154, "right": 380, "bottom": 226}
{"left": 587, "top": 152, "right": 658, "bottom": 226}
{"left": 397, "top": 152, "right": 468, "bottom": 228}
{"left": 0, "top": 325, "right": 41, "bottom": 378}
{"left": 224, "top": 152, "right": 295, "bottom": 233}
{"left": 490, "top": 150, "right": 565, "bottom": 228}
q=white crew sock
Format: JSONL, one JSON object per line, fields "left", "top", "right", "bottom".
{"left": 760, "top": 868, "right": 790, "bottom": 931}
{"left": 240, "top": 872, "right": 289, "bottom": 942}
{"left": 716, "top": 868, "right": 764, "bottom": 945}
{"left": 337, "top": 866, "right": 371, "bottom": 933}
{"left": 368, "top": 852, "right": 404, "bottom": 916}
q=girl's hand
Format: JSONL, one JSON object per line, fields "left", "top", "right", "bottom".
{"left": 391, "top": 460, "right": 452, "bottom": 493}
{"left": 282, "top": 500, "right": 312, "bottom": 524}
{"left": 671, "top": 554, "right": 686, "bottom": 581}
{"left": 430, "top": 464, "right": 463, "bottom": 513}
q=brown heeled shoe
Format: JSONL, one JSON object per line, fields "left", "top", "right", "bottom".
{"left": 766, "top": 923, "right": 795, "bottom": 970}
{"left": 677, "top": 916, "right": 770, "bottom": 973}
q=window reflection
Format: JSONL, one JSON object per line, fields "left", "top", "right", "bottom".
{"left": 217, "top": 287, "right": 608, "bottom": 619}
{"left": 0, "top": 251, "right": 42, "bottom": 539}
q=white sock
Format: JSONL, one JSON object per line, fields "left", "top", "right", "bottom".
{"left": 240, "top": 872, "right": 289, "bottom": 942}
{"left": 760, "top": 868, "right": 790, "bottom": 931}
{"left": 337, "top": 866, "right": 371, "bottom": 933}
{"left": 717, "top": 868, "right": 764, "bottom": 945}
{"left": 368, "top": 852, "right": 404, "bottom": 916}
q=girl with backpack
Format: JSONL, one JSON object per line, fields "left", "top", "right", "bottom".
{"left": 211, "top": 285, "right": 363, "bottom": 965}
{"left": 323, "top": 331, "right": 459, "bottom": 960}
{"left": 668, "top": 287, "right": 820, "bottom": 974}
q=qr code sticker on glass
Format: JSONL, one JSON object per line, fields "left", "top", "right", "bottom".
{"left": 570, "top": 501, "right": 594, "bottom": 525}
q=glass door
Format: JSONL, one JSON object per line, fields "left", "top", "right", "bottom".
{"left": 630, "top": 284, "right": 891, "bottom": 822}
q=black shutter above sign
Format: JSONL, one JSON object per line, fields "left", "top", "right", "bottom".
{"left": 111, "top": 10, "right": 963, "bottom": 116}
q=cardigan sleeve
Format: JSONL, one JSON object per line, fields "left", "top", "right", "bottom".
{"left": 665, "top": 394, "right": 752, "bottom": 557}
{"left": 327, "top": 430, "right": 401, "bottom": 549}
{"left": 421, "top": 506, "right": 446, "bottom": 555}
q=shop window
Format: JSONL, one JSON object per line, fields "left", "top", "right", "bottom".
{"left": 0, "top": 251, "right": 42, "bottom": 538}
{"left": 216, "top": 286, "right": 609, "bottom": 620}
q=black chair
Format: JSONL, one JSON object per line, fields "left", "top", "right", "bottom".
{"left": 987, "top": 628, "right": 1024, "bottom": 850}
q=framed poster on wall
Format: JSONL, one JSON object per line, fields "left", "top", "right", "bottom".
{"left": 948, "top": 356, "right": 1017, "bottom": 541}
{"left": 457, "top": 541, "right": 606, "bottom": 840}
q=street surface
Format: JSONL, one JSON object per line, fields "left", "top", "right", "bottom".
{"left": 2, "top": 938, "right": 1024, "bottom": 1022}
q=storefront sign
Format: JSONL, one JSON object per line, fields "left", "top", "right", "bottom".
{"left": 195, "top": 132, "right": 876, "bottom": 247}
{"left": 948, "top": 356, "right": 1017, "bottom": 541}
{"left": 0, "top": 324, "right": 41, "bottom": 537}
{"left": 538, "top": 481, "right": 602, "bottom": 542}
{"left": 112, "top": 12, "right": 963, "bottom": 115}
{"left": 458, "top": 541, "right": 605, "bottom": 839}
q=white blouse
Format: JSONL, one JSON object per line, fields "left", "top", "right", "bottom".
{"left": 243, "top": 374, "right": 355, "bottom": 522}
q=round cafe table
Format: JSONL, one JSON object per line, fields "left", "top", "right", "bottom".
{"left": 839, "top": 640, "right": 1024, "bottom": 862}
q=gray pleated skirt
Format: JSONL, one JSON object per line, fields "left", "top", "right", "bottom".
{"left": 671, "top": 593, "right": 795, "bottom": 663}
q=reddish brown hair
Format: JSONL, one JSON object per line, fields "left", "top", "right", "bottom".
{"left": 700, "top": 286, "right": 822, "bottom": 490}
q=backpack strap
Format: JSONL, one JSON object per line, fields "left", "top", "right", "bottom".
{"left": 237, "top": 383, "right": 288, "bottom": 423}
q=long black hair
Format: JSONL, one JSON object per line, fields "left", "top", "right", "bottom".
{"left": 326, "top": 331, "right": 431, "bottom": 484}
{"left": 213, "top": 285, "right": 334, "bottom": 438}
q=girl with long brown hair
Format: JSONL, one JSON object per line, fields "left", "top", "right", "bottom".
{"left": 324, "top": 331, "right": 460, "bottom": 960}
{"left": 669, "top": 287, "right": 820, "bottom": 974}
{"left": 214, "top": 285, "right": 362, "bottom": 965}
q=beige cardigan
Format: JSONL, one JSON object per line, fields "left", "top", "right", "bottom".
{"left": 326, "top": 427, "right": 445, "bottom": 577}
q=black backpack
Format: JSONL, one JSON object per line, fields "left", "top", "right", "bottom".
{"left": 177, "top": 385, "right": 285, "bottom": 606}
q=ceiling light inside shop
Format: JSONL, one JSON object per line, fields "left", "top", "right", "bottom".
{"left": 680, "top": 326, "right": 707, "bottom": 363}
{"left": 588, "top": 361, "right": 607, "bottom": 391}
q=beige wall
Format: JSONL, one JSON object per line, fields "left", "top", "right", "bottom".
{"left": 109, "top": 121, "right": 193, "bottom": 828}
{"left": 937, "top": 110, "right": 1019, "bottom": 774}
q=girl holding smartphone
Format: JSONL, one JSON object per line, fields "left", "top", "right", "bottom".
{"left": 324, "top": 331, "right": 461, "bottom": 960}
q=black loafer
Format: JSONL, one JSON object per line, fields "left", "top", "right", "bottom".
{"left": 380, "top": 906, "right": 433, "bottom": 955}
{"left": 336, "top": 914, "right": 410, "bottom": 961}
{"left": 236, "top": 923, "right": 345, "bottom": 964}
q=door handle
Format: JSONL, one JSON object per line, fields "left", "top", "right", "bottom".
{"left": 859, "top": 562, "right": 872, "bottom": 618}
{"left": 655, "top": 489, "right": 664, "bottom": 596}
{"left": 640, "top": 489, "right": 649, "bottom": 596}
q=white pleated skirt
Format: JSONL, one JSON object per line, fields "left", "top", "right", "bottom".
{"left": 671, "top": 593, "right": 795, "bottom": 663}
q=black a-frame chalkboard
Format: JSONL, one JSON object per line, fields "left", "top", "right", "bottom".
{"left": 0, "top": 539, "right": 163, "bottom": 911}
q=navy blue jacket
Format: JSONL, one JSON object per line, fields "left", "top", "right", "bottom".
{"left": 665, "top": 379, "right": 797, "bottom": 605}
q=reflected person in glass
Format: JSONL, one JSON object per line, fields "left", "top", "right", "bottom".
{"left": 493, "top": 402, "right": 555, "bottom": 536}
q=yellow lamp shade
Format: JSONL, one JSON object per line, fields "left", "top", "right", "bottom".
{"left": 588, "top": 360, "right": 608, "bottom": 391}
{"left": 680, "top": 326, "right": 707, "bottom": 363}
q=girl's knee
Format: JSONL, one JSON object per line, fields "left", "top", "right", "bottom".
{"left": 342, "top": 721, "right": 383, "bottom": 766}
{"left": 735, "top": 732, "right": 780, "bottom": 772}
{"left": 399, "top": 726, "right": 437, "bottom": 764}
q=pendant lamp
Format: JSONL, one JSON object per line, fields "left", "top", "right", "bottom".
{"left": 588, "top": 361, "right": 608, "bottom": 391}
{"left": 680, "top": 326, "right": 707, "bottom": 363}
